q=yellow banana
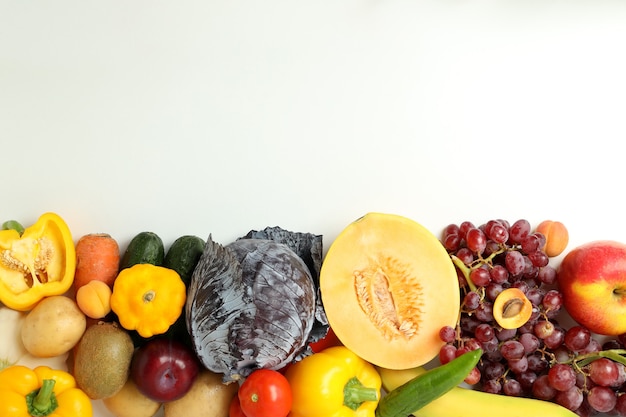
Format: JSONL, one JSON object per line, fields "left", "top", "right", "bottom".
{"left": 378, "top": 366, "right": 578, "bottom": 417}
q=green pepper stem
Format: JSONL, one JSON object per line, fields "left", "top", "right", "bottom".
{"left": 344, "top": 377, "right": 379, "bottom": 411}
{"left": 27, "top": 379, "right": 59, "bottom": 417}
{"left": 33, "top": 379, "right": 56, "bottom": 412}
{"left": 2, "top": 220, "right": 25, "bottom": 235}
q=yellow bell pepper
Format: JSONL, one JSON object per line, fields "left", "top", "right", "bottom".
{"left": 284, "top": 346, "right": 381, "bottom": 417}
{"left": 0, "top": 213, "right": 76, "bottom": 311}
{"left": 110, "top": 263, "right": 187, "bottom": 338}
{"left": 0, "top": 365, "right": 92, "bottom": 417}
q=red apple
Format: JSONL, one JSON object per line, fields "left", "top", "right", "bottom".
{"left": 131, "top": 337, "right": 200, "bottom": 402}
{"left": 558, "top": 240, "right": 626, "bottom": 336}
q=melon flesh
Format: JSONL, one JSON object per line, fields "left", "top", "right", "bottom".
{"left": 320, "top": 212, "right": 460, "bottom": 370}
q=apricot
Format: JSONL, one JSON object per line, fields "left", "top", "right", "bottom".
{"left": 76, "top": 279, "right": 112, "bottom": 319}
{"left": 535, "top": 220, "right": 569, "bottom": 257}
{"left": 493, "top": 288, "right": 533, "bottom": 330}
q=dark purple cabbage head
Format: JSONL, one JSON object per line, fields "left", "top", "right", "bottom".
{"left": 186, "top": 232, "right": 320, "bottom": 382}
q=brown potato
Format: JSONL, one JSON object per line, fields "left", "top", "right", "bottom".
{"left": 163, "top": 369, "right": 238, "bottom": 417}
{"left": 21, "top": 295, "right": 86, "bottom": 357}
{"left": 103, "top": 377, "right": 162, "bottom": 417}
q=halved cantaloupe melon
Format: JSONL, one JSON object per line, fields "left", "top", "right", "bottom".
{"left": 320, "top": 212, "right": 460, "bottom": 370}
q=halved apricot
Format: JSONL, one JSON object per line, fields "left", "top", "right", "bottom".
{"left": 493, "top": 287, "right": 533, "bottom": 329}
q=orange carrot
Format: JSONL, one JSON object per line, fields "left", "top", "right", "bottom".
{"left": 73, "top": 233, "right": 120, "bottom": 291}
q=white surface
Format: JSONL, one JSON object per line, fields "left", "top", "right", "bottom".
{"left": 2, "top": 1, "right": 626, "bottom": 416}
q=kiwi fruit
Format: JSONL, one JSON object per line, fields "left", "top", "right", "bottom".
{"left": 72, "top": 321, "right": 135, "bottom": 399}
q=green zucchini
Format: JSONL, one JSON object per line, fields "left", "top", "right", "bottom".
{"left": 375, "top": 348, "right": 482, "bottom": 417}
{"left": 119, "top": 231, "right": 165, "bottom": 270}
{"left": 163, "top": 235, "right": 206, "bottom": 286}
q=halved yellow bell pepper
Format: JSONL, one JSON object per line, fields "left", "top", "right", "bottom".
{"left": 0, "top": 365, "right": 92, "bottom": 417}
{"left": 0, "top": 213, "right": 76, "bottom": 311}
{"left": 284, "top": 346, "right": 381, "bottom": 417}
{"left": 110, "top": 263, "right": 187, "bottom": 338}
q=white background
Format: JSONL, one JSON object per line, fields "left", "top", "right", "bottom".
{"left": 2, "top": 1, "right": 626, "bottom": 416}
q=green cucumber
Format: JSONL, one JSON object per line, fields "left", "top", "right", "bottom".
{"left": 163, "top": 235, "right": 206, "bottom": 286}
{"left": 375, "top": 348, "right": 482, "bottom": 417}
{"left": 162, "top": 235, "right": 206, "bottom": 348}
{"left": 119, "top": 231, "right": 165, "bottom": 270}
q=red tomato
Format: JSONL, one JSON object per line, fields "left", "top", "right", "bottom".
{"left": 229, "top": 395, "right": 248, "bottom": 417}
{"left": 309, "top": 327, "right": 342, "bottom": 353}
{"left": 238, "top": 369, "right": 292, "bottom": 417}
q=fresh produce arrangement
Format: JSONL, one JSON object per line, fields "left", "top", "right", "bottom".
{"left": 439, "top": 219, "right": 626, "bottom": 416}
{"left": 2, "top": 211, "right": 626, "bottom": 417}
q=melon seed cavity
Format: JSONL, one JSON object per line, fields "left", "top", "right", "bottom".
{"left": 354, "top": 256, "right": 424, "bottom": 340}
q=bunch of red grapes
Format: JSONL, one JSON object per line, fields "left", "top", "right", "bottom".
{"left": 439, "top": 219, "right": 626, "bottom": 416}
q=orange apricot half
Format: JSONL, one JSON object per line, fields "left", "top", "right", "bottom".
{"left": 493, "top": 287, "right": 533, "bottom": 330}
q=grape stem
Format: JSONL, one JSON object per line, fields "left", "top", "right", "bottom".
{"left": 573, "top": 349, "right": 626, "bottom": 368}
{"left": 450, "top": 246, "right": 509, "bottom": 294}
{"left": 450, "top": 255, "right": 477, "bottom": 292}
